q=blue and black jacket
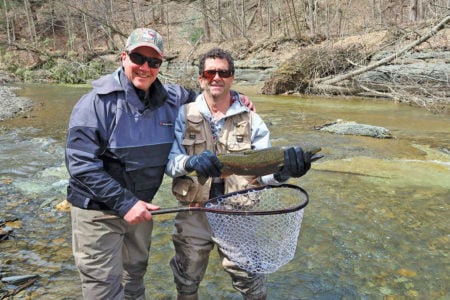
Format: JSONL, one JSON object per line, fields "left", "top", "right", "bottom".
{"left": 65, "top": 68, "right": 196, "bottom": 217}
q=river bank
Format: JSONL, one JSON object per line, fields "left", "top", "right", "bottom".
{"left": 0, "top": 85, "right": 34, "bottom": 122}
{"left": 1, "top": 22, "right": 449, "bottom": 118}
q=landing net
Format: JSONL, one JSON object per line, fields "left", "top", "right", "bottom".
{"left": 205, "top": 184, "right": 308, "bottom": 273}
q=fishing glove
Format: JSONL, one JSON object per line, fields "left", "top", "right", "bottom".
{"left": 185, "top": 150, "right": 223, "bottom": 178}
{"left": 274, "top": 146, "right": 312, "bottom": 182}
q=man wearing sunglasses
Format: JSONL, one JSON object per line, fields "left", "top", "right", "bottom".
{"left": 165, "top": 48, "right": 313, "bottom": 300}
{"left": 65, "top": 29, "right": 254, "bottom": 300}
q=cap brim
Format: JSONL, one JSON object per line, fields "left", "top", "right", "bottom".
{"left": 126, "top": 42, "right": 163, "bottom": 56}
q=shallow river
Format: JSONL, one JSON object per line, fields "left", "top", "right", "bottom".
{"left": 1, "top": 83, "right": 449, "bottom": 299}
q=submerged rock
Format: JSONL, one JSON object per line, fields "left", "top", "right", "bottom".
{"left": 0, "top": 226, "right": 14, "bottom": 241}
{"left": 55, "top": 199, "right": 71, "bottom": 212}
{"left": 315, "top": 119, "right": 393, "bottom": 138}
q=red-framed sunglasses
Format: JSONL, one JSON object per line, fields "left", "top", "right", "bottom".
{"left": 202, "top": 69, "right": 233, "bottom": 81}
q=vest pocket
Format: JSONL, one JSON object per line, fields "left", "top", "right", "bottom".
{"left": 172, "top": 176, "right": 199, "bottom": 204}
{"left": 182, "top": 138, "right": 207, "bottom": 155}
{"left": 226, "top": 120, "right": 251, "bottom": 152}
{"left": 172, "top": 176, "right": 212, "bottom": 204}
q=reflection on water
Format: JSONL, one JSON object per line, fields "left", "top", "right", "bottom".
{"left": 0, "top": 83, "right": 449, "bottom": 299}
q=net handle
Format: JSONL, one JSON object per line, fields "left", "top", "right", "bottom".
{"left": 92, "top": 184, "right": 308, "bottom": 222}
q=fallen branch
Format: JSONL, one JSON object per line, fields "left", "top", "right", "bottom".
{"left": 315, "top": 15, "right": 450, "bottom": 86}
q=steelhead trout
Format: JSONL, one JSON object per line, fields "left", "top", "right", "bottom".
{"left": 193, "top": 145, "right": 323, "bottom": 183}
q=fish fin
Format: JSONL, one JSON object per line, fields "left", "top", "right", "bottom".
{"left": 311, "top": 153, "right": 324, "bottom": 162}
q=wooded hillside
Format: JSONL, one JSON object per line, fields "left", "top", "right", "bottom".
{"left": 0, "top": 1, "right": 449, "bottom": 112}
{"left": 2, "top": 0, "right": 447, "bottom": 53}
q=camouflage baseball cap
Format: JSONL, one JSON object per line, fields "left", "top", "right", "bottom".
{"left": 125, "top": 28, "right": 164, "bottom": 56}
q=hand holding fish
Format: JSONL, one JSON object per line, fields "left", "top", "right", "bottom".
{"left": 274, "top": 146, "right": 312, "bottom": 182}
{"left": 185, "top": 150, "right": 223, "bottom": 177}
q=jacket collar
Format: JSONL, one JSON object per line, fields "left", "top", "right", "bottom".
{"left": 92, "top": 68, "right": 170, "bottom": 110}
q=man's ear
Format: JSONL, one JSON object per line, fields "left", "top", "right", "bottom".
{"left": 198, "top": 76, "right": 207, "bottom": 89}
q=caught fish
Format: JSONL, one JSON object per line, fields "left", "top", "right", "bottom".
{"left": 193, "top": 145, "right": 323, "bottom": 184}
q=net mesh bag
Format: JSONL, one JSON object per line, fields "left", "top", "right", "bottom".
{"left": 205, "top": 185, "right": 307, "bottom": 273}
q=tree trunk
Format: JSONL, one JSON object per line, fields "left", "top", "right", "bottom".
{"left": 3, "top": 0, "right": 11, "bottom": 43}
{"left": 81, "top": 0, "right": 92, "bottom": 51}
{"left": 306, "top": 0, "right": 318, "bottom": 36}
{"left": 201, "top": 0, "right": 211, "bottom": 41}
{"left": 64, "top": 3, "right": 74, "bottom": 51}
{"left": 410, "top": 0, "right": 418, "bottom": 22}
{"left": 128, "top": 0, "right": 137, "bottom": 28}
{"left": 23, "top": 0, "right": 37, "bottom": 45}
{"left": 217, "top": 0, "right": 223, "bottom": 38}
{"left": 259, "top": 0, "right": 263, "bottom": 27}
{"left": 284, "top": 0, "right": 301, "bottom": 40}
{"left": 241, "top": 0, "right": 245, "bottom": 37}
{"left": 165, "top": 4, "right": 170, "bottom": 48}
{"left": 266, "top": 0, "right": 272, "bottom": 37}
{"left": 160, "top": 0, "right": 164, "bottom": 24}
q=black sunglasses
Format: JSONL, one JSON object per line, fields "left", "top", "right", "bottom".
{"left": 202, "top": 69, "right": 233, "bottom": 81}
{"left": 128, "top": 52, "right": 162, "bottom": 68}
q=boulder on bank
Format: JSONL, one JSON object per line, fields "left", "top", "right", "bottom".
{"left": 315, "top": 119, "right": 393, "bottom": 138}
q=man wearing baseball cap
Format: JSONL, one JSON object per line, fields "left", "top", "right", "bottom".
{"left": 65, "top": 28, "right": 253, "bottom": 299}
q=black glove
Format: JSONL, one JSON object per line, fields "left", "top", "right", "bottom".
{"left": 274, "top": 147, "right": 312, "bottom": 182}
{"left": 185, "top": 150, "right": 223, "bottom": 178}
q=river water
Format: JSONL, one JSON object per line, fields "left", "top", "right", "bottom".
{"left": 0, "top": 83, "right": 449, "bottom": 299}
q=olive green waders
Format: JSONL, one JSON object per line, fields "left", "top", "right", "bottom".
{"left": 71, "top": 206, "right": 153, "bottom": 300}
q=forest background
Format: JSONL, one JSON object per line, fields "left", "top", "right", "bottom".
{"left": 0, "top": 0, "right": 449, "bottom": 113}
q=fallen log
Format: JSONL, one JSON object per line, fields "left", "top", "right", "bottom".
{"left": 314, "top": 15, "right": 450, "bottom": 86}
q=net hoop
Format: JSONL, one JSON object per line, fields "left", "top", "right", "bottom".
{"left": 204, "top": 184, "right": 308, "bottom": 215}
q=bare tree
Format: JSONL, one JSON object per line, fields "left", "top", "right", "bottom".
{"left": 304, "top": 0, "right": 319, "bottom": 36}
{"left": 63, "top": 3, "right": 75, "bottom": 51}
{"left": 241, "top": 0, "right": 245, "bottom": 37}
{"left": 410, "top": 0, "right": 419, "bottom": 22}
{"left": 284, "top": 0, "right": 301, "bottom": 39}
{"left": 200, "top": 0, "right": 211, "bottom": 41}
{"left": 217, "top": 0, "right": 223, "bottom": 38}
{"left": 266, "top": 0, "right": 272, "bottom": 37}
{"left": 160, "top": 0, "right": 164, "bottom": 24}
{"left": 2, "top": 0, "right": 11, "bottom": 43}
{"left": 258, "top": 0, "right": 263, "bottom": 27}
{"left": 23, "top": 0, "right": 37, "bottom": 45}
{"left": 128, "top": 0, "right": 138, "bottom": 28}
{"left": 165, "top": 3, "right": 170, "bottom": 48}
{"left": 99, "top": 0, "right": 116, "bottom": 50}
{"left": 367, "top": 0, "right": 382, "bottom": 28}
{"left": 81, "top": 0, "right": 92, "bottom": 51}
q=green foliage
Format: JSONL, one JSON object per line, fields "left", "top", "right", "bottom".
{"left": 2, "top": 51, "right": 106, "bottom": 84}
{"left": 43, "top": 57, "right": 57, "bottom": 70}
{"left": 180, "top": 18, "right": 203, "bottom": 45}
{"left": 188, "top": 27, "right": 203, "bottom": 44}
{"left": 15, "top": 67, "right": 34, "bottom": 82}
{"left": 49, "top": 60, "right": 106, "bottom": 84}
{"left": 2, "top": 51, "right": 21, "bottom": 73}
